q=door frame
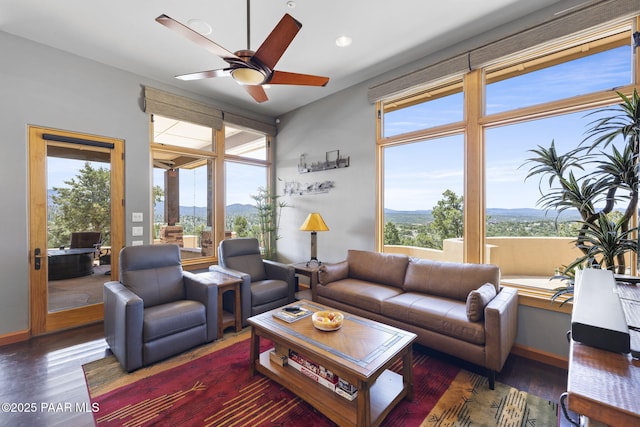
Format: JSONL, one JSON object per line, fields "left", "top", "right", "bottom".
{"left": 28, "top": 126, "right": 124, "bottom": 335}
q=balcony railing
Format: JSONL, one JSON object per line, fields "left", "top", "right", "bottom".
{"left": 384, "top": 236, "right": 632, "bottom": 292}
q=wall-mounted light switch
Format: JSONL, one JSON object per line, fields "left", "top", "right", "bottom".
{"left": 132, "top": 240, "right": 143, "bottom": 246}
{"left": 132, "top": 212, "right": 143, "bottom": 222}
{"left": 132, "top": 226, "right": 143, "bottom": 236}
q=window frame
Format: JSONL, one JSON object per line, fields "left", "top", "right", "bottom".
{"left": 150, "top": 117, "right": 273, "bottom": 269}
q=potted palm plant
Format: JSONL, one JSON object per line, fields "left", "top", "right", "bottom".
{"left": 524, "top": 90, "right": 640, "bottom": 303}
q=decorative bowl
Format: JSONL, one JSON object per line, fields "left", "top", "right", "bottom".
{"left": 312, "top": 310, "right": 344, "bottom": 331}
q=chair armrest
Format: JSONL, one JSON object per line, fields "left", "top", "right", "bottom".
{"left": 103, "top": 281, "right": 144, "bottom": 372}
{"left": 183, "top": 271, "right": 219, "bottom": 342}
{"left": 264, "top": 260, "right": 296, "bottom": 302}
{"left": 484, "top": 286, "right": 519, "bottom": 372}
{"left": 210, "top": 265, "right": 252, "bottom": 327}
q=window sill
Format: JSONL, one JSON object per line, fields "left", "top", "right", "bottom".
{"left": 502, "top": 282, "right": 573, "bottom": 314}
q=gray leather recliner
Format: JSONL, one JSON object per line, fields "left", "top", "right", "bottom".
{"left": 211, "top": 238, "right": 295, "bottom": 326}
{"left": 104, "top": 244, "right": 218, "bottom": 372}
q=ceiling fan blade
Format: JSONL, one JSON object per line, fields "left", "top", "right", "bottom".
{"left": 156, "top": 14, "right": 241, "bottom": 62}
{"left": 244, "top": 85, "right": 269, "bottom": 103}
{"left": 253, "top": 14, "right": 302, "bottom": 70}
{"left": 269, "top": 70, "right": 329, "bottom": 87}
{"left": 176, "top": 68, "right": 232, "bottom": 81}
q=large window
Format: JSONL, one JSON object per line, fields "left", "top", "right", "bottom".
{"left": 377, "top": 22, "right": 637, "bottom": 295}
{"left": 151, "top": 114, "right": 273, "bottom": 265}
{"left": 224, "top": 125, "right": 269, "bottom": 240}
{"left": 380, "top": 80, "right": 465, "bottom": 258}
{"left": 152, "top": 116, "right": 215, "bottom": 262}
{"left": 383, "top": 135, "right": 464, "bottom": 252}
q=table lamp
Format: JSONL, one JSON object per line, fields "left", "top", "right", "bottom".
{"left": 299, "top": 213, "right": 329, "bottom": 266}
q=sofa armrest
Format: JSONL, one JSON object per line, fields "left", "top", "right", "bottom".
{"left": 318, "top": 261, "right": 349, "bottom": 285}
{"left": 183, "top": 271, "right": 219, "bottom": 342}
{"left": 210, "top": 265, "right": 252, "bottom": 327}
{"left": 104, "top": 281, "right": 144, "bottom": 372}
{"left": 484, "top": 286, "right": 518, "bottom": 372}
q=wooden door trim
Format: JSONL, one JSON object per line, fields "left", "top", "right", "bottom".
{"left": 28, "top": 126, "right": 124, "bottom": 335}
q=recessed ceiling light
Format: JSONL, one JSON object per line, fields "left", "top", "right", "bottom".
{"left": 263, "top": 84, "right": 271, "bottom": 89}
{"left": 187, "top": 19, "right": 212, "bottom": 35}
{"left": 286, "top": 1, "right": 296, "bottom": 8}
{"left": 335, "top": 36, "right": 352, "bottom": 48}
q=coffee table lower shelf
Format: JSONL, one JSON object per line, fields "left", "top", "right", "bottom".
{"left": 256, "top": 350, "right": 405, "bottom": 427}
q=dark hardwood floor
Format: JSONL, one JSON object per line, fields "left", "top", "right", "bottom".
{"left": 0, "top": 323, "right": 576, "bottom": 426}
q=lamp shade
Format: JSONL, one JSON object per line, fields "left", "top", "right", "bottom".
{"left": 299, "top": 213, "right": 329, "bottom": 232}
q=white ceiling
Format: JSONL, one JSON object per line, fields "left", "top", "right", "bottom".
{"left": 1, "top": 0, "right": 582, "bottom": 118}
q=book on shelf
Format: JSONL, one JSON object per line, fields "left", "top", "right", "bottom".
{"left": 272, "top": 307, "right": 312, "bottom": 323}
{"left": 287, "top": 350, "right": 358, "bottom": 400}
{"left": 336, "top": 377, "right": 358, "bottom": 400}
{"left": 287, "top": 356, "right": 337, "bottom": 392}
{"left": 288, "top": 351, "right": 339, "bottom": 384}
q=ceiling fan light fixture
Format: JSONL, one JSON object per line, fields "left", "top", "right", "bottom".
{"left": 231, "top": 67, "right": 267, "bottom": 85}
{"left": 187, "top": 19, "right": 212, "bottom": 35}
{"left": 335, "top": 36, "right": 352, "bottom": 48}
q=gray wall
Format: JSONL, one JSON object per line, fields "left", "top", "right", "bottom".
{"left": 275, "top": 82, "right": 376, "bottom": 265}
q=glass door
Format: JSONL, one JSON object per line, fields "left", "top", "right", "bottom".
{"left": 28, "top": 126, "right": 124, "bottom": 334}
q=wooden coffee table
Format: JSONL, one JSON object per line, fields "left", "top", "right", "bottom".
{"left": 248, "top": 300, "right": 417, "bottom": 427}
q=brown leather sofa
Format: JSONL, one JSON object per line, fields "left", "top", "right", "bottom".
{"left": 315, "top": 249, "right": 518, "bottom": 389}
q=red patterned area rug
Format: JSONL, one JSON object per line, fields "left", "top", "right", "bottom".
{"left": 83, "top": 331, "right": 556, "bottom": 426}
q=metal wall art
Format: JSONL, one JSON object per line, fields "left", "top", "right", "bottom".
{"left": 283, "top": 180, "right": 334, "bottom": 196}
{"left": 298, "top": 150, "right": 350, "bottom": 174}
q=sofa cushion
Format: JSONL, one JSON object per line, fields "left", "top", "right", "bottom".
{"left": 316, "top": 278, "right": 404, "bottom": 314}
{"left": 382, "top": 293, "right": 486, "bottom": 345}
{"left": 143, "top": 300, "right": 206, "bottom": 342}
{"left": 466, "top": 283, "right": 497, "bottom": 321}
{"left": 403, "top": 258, "right": 500, "bottom": 301}
{"left": 346, "top": 250, "right": 409, "bottom": 288}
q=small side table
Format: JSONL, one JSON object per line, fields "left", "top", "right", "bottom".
{"left": 291, "top": 262, "right": 320, "bottom": 301}
{"left": 197, "top": 271, "right": 243, "bottom": 338}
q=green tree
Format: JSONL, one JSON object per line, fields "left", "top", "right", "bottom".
{"left": 430, "top": 189, "right": 463, "bottom": 249}
{"left": 234, "top": 216, "right": 250, "bottom": 237}
{"left": 383, "top": 221, "right": 401, "bottom": 245}
{"left": 49, "top": 162, "right": 110, "bottom": 247}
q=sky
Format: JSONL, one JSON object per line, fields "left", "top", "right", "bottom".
{"left": 383, "top": 45, "right": 632, "bottom": 211}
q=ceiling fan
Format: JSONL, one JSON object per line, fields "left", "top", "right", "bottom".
{"left": 156, "top": 0, "right": 330, "bottom": 103}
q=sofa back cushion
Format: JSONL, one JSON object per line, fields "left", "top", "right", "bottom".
{"left": 346, "top": 250, "right": 409, "bottom": 288}
{"left": 403, "top": 258, "right": 499, "bottom": 301}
